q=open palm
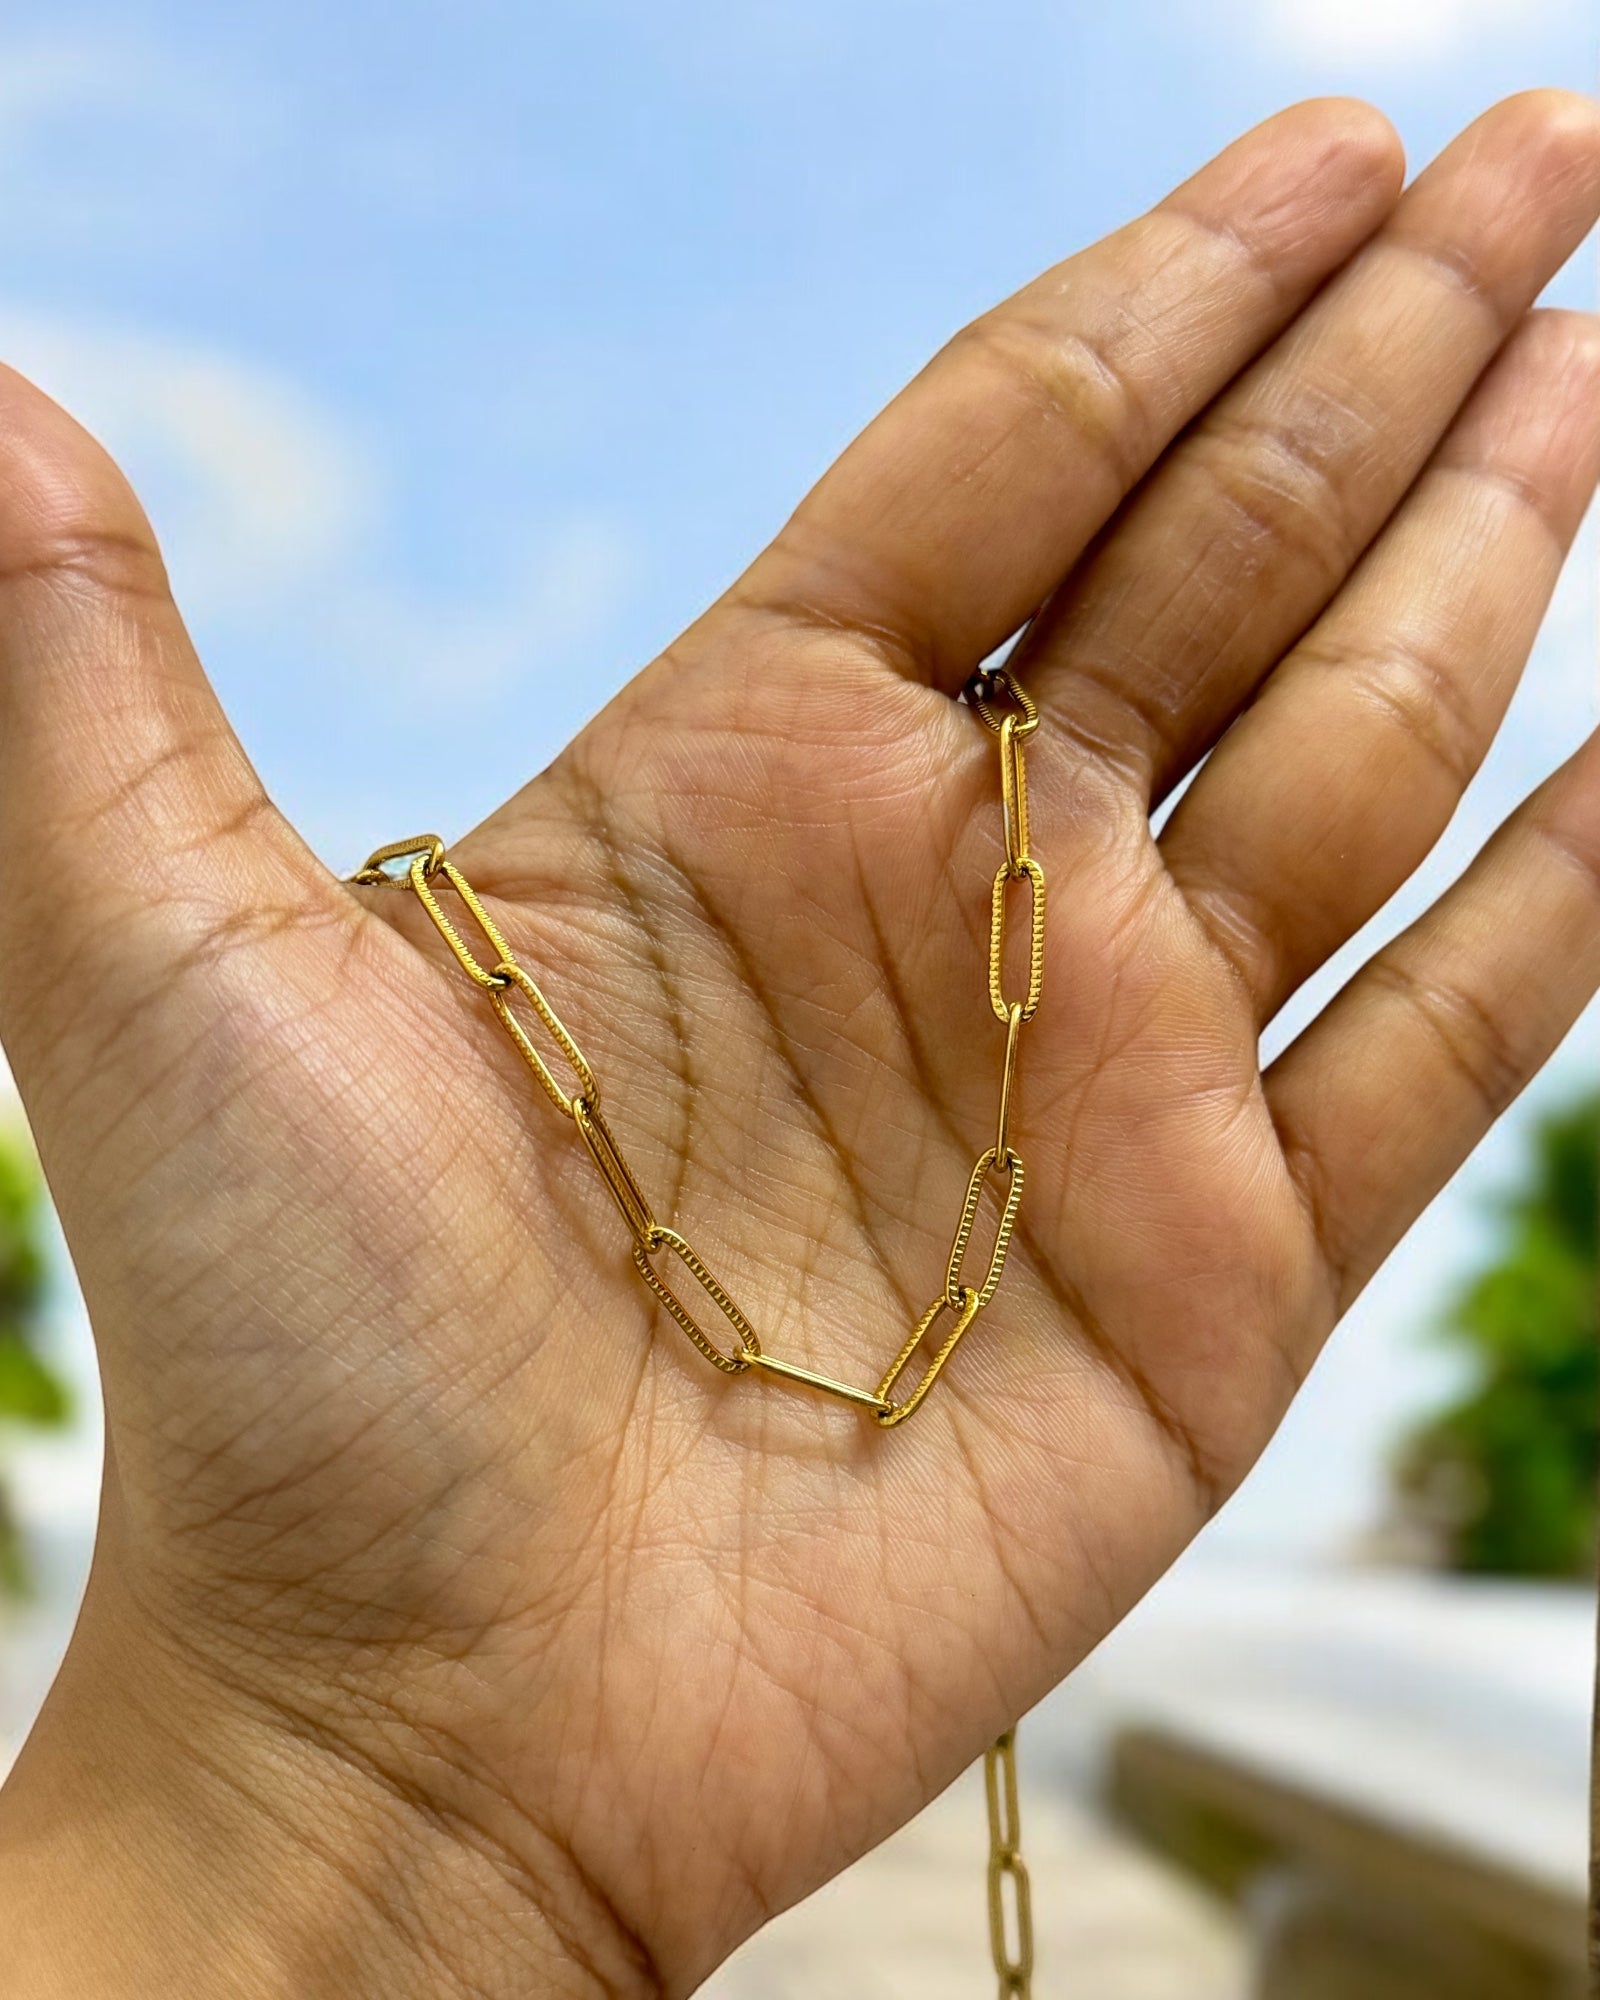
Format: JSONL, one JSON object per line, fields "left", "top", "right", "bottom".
{"left": 6, "top": 93, "right": 1600, "bottom": 2000}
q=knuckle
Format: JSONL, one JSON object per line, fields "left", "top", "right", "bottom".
{"left": 1156, "top": 193, "right": 1285, "bottom": 304}
{"left": 1448, "top": 456, "right": 1571, "bottom": 555}
{"left": 0, "top": 516, "right": 172, "bottom": 608}
{"left": 956, "top": 306, "right": 1156, "bottom": 492}
{"left": 1306, "top": 627, "right": 1485, "bottom": 795}
{"left": 1183, "top": 876, "right": 1281, "bottom": 1009}
{"left": 1189, "top": 398, "right": 1364, "bottom": 594}
{"left": 1276, "top": 1126, "right": 1358, "bottom": 1308}
{"left": 1368, "top": 954, "right": 1526, "bottom": 1120}
{"left": 1387, "top": 229, "right": 1505, "bottom": 332}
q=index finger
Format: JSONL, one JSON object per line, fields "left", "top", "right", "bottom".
{"left": 733, "top": 98, "right": 1404, "bottom": 692}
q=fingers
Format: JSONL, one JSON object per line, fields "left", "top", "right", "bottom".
{"left": 727, "top": 99, "right": 1403, "bottom": 690}
{"left": 1017, "top": 90, "right": 1600, "bottom": 793}
{"left": 0, "top": 367, "right": 317, "bottom": 1050}
{"left": 1266, "top": 730, "right": 1600, "bottom": 1312}
{"left": 1162, "top": 307, "right": 1600, "bottom": 1023}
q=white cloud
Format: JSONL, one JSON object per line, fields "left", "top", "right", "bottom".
{"left": 1256, "top": 0, "right": 1572, "bottom": 63}
{"left": 0, "top": 307, "right": 633, "bottom": 731}
{"left": 0, "top": 311, "right": 375, "bottom": 621}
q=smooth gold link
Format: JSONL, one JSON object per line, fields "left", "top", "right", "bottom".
{"left": 988, "top": 858, "right": 1045, "bottom": 1023}
{"left": 633, "top": 1226, "right": 760, "bottom": 1373}
{"left": 969, "top": 666, "right": 1039, "bottom": 739}
{"left": 874, "top": 1286, "right": 982, "bottom": 1427}
{"left": 985, "top": 1729, "right": 1034, "bottom": 1998}
{"left": 745, "top": 1349, "right": 892, "bottom": 1416}
{"left": 491, "top": 960, "right": 599, "bottom": 1116}
{"left": 995, "top": 1001, "right": 1025, "bottom": 1167}
{"left": 945, "top": 1148, "right": 1025, "bottom": 1311}
{"left": 989, "top": 1851, "right": 1033, "bottom": 1996}
{"left": 999, "top": 715, "right": 1031, "bottom": 873}
{"left": 574, "top": 1096, "right": 655, "bottom": 1246}
{"left": 985, "top": 1727, "right": 1022, "bottom": 1860}
{"left": 411, "top": 857, "right": 517, "bottom": 989}
{"left": 349, "top": 832, "right": 446, "bottom": 886}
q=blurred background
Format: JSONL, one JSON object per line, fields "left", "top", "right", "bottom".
{"left": 0, "top": 2, "right": 1595, "bottom": 1995}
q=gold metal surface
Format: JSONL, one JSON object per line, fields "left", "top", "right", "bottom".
{"left": 574, "top": 1096, "right": 656, "bottom": 1247}
{"left": 990, "top": 858, "right": 1046, "bottom": 1024}
{"left": 632, "top": 1225, "right": 760, "bottom": 1373}
{"left": 945, "top": 1148, "right": 1026, "bottom": 1311}
{"left": 411, "top": 856, "right": 517, "bottom": 988}
{"left": 746, "top": 1349, "right": 894, "bottom": 1415}
{"left": 971, "top": 665, "right": 1039, "bottom": 740}
{"left": 986, "top": 1728, "right": 1035, "bottom": 1997}
{"left": 874, "top": 1286, "right": 983, "bottom": 1427}
{"left": 350, "top": 832, "right": 446, "bottom": 884}
{"left": 490, "top": 960, "right": 597, "bottom": 1117}
{"left": 995, "top": 1001, "right": 1025, "bottom": 1167}
{"left": 999, "top": 715, "right": 1031, "bottom": 874}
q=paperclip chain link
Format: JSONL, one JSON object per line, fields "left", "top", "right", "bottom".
{"left": 986, "top": 1728, "right": 1035, "bottom": 1998}
{"left": 349, "top": 659, "right": 1046, "bottom": 1991}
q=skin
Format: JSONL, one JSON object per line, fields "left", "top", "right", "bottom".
{"left": 0, "top": 88, "right": 1599, "bottom": 2000}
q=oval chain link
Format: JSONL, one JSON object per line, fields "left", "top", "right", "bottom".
{"left": 875, "top": 1285, "right": 983, "bottom": 1426}
{"left": 945, "top": 1148, "right": 1025, "bottom": 1311}
{"left": 989, "top": 859, "right": 1046, "bottom": 1024}
{"left": 999, "top": 715, "right": 1031, "bottom": 875}
{"left": 574, "top": 1096, "right": 656, "bottom": 1246}
{"left": 631, "top": 1225, "right": 760, "bottom": 1373}
{"left": 490, "top": 960, "right": 598, "bottom": 1117}
{"left": 410, "top": 855, "right": 518, "bottom": 989}
{"left": 348, "top": 656, "right": 1046, "bottom": 1993}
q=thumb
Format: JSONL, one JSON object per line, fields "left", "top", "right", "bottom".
{"left": 0, "top": 363, "right": 336, "bottom": 1106}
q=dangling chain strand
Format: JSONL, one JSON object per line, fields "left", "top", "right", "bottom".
{"left": 350, "top": 663, "right": 1042, "bottom": 1996}
{"left": 986, "top": 1730, "right": 1034, "bottom": 1998}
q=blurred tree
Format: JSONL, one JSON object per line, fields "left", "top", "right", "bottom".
{"left": 0, "top": 1131, "right": 67, "bottom": 1597}
{"left": 1394, "top": 1091, "right": 1599, "bottom": 1578}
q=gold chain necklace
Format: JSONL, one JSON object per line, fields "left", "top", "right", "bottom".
{"left": 351, "top": 666, "right": 1043, "bottom": 1997}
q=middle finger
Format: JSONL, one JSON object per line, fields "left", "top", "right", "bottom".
{"left": 1014, "top": 90, "right": 1600, "bottom": 797}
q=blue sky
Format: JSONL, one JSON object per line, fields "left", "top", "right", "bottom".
{"left": 2, "top": 0, "right": 1597, "bottom": 1558}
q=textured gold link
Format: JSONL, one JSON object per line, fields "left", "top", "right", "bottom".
{"left": 411, "top": 857, "right": 517, "bottom": 989}
{"left": 971, "top": 665, "right": 1039, "bottom": 739}
{"left": 874, "top": 1286, "right": 982, "bottom": 1428}
{"left": 999, "top": 716, "right": 1031, "bottom": 874}
{"left": 574, "top": 1096, "right": 656, "bottom": 1246}
{"left": 491, "top": 960, "right": 598, "bottom": 1117}
{"left": 989, "top": 858, "right": 1045, "bottom": 1023}
{"left": 351, "top": 832, "right": 446, "bottom": 885}
{"left": 995, "top": 1002, "right": 1025, "bottom": 1167}
{"left": 985, "top": 1729, "right": 1034, "bottom": 1998}
{"left": 945, "top": 1148, "right": 1025, "bottom": 1311}
{"left": 632, "top": 1226, "right": 760, "bottom": 1372}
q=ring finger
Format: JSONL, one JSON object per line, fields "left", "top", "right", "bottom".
{"left": 1161, "top": 306, "right": 1600, "bottom": 1024}
{"left": 1013, "top": 90, "right": 1600, "bottom": 797}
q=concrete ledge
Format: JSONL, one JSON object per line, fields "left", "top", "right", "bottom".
{"left": 1110, "top": 1725, "right": 1587, "bottom": 2000}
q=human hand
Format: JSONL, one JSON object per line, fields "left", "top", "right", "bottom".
{"left": 3, "top": 90, "right": 1600, "bottom": 2000}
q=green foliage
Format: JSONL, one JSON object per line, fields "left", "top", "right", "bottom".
{"left": 1395, "top": 1092, "right": 1599, "bottom": 1578}
{"left": 0, "top": 1130, "right": 68, "bottom": 1597}
{"left": 0, "top": 1333, "right": 68, "bottom": 1426}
